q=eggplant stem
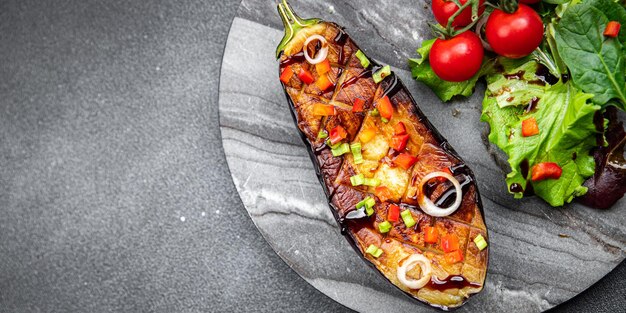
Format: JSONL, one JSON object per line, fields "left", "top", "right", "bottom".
{"left": 276, "top": 0, "right": 320, "bottom": 59}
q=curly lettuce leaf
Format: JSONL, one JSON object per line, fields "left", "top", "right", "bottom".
{"left": 481, "top": 68, "right": 601, "bottom": 206}
{"left": 485, "top": 57, "right": 547, "bottom": 108}
{"left": 408, "top": 39, "right": 492, "bottom": 102}
{"left": 555, "top": 0, "right": 626, "bottom": 109}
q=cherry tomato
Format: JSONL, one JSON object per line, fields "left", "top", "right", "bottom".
{"left": 432, "top": 0, "right": 486, "bottom": 28}
{"left": 519, "top": 0, "right": 541, "bottom": 4}
{"left": 485, "top": 4, "right": 544, "bottom": 59}
{"left": 430, "top": 31, "right": 484, "bottom": 82}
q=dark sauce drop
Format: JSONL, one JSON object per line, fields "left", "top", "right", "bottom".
{"left": 535, "top": 64, "right": 560, "bottom": 85}
{"left": 504, "top": 70, "right": 525, "bottom": 80}
{"left": 341, "top": 69, "right": 372, "bottom": 89}
{"left": 525, "top": 97, "right": 540, "bottom": 113}
{"left": 382, "top": 74, "right": 402, "bottom": 99}
{"left": 520, "top": 159, "right": 529, "bottom": 178}
{"left": 509, "top": 183, "right": 524, "bottom": 193}
{"left": 280, "top": 51, "right": 306, "bottom": 68}
{"left": 334, "top": 28, "right": 349, "bottom": 64}
{"left": 426, "top": 275, "right": 481, "bottom": 292}
{"left": 434, "top": 174, "right": 473, "bottom": 208}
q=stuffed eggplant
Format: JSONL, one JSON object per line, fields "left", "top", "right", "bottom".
{"left": 276, "top": 1, "right": 489, "bottom": 310}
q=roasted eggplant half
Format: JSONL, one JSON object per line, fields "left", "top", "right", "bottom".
{"left": 275, "top": 1, "right": 489, "bottom": 310}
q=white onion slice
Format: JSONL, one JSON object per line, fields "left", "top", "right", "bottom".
{"left": 396, "top": 254, "right": 432, "bottom": 289}
{"left": 303, "top": 35, "right": 329, "bottom": 65}
{"left": 418, "top": 171, "right": 462, "bottom": 217}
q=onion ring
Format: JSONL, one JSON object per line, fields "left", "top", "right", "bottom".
{"left": 396, "top": 253, "right": 432, "bottom": 289}
{"left": 303, "top": 35, "right": 329, "bottom": 65}
{"left": 418, "top": 171, "right": 462, "bottom": 217}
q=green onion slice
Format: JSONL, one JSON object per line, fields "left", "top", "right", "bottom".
{"left": 400, "top": 209, "right": 416, "bottom": 228}
{"left": 378, "top": 221, "right": 392, "bottom": 233}
{"left": 355, "top": 50, "right": 370, "bottom": 68}
{"left": 373, "top": 65, "right": 391, "bottom": 83}
{"left": 473, "top": 234, "right": 488, "bottom": 251}
{"left": 365, "top": 244, "right": 383, "bottom": 258}
{"left": 350, "top": 142, "right": 363, "bottom": 164}
{"left": 331, "top": 143, "right": 350, "bottom": 157}
{"left": 370, "top": 108, "right": 379, "bottom": 117}
{"left": 317, "top": 129, "right": 328, "bottom": 139}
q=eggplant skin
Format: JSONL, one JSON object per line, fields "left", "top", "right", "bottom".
{"left": 277, "top": 10, "right": 489, "bottom": 310}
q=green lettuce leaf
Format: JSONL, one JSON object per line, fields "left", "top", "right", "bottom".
{"left": 485, "top": 57, "right": 547, "bottom": 108}
{"left": 481, "top": 73, "right": 601, "bottom": 206}
{"left": 555, "top": 0, "right": 626, "bottom": 109}
{"left": 408, "top": 39, "right": 492, "bottom": 102}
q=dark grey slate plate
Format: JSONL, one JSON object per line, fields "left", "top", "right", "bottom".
{"left": 218, "top": 1, "right": 626, "bottom": 312}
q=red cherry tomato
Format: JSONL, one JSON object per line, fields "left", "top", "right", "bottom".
{"left": 485, "top": 4, "right": 544, "bottom": 59}
{"left": 430, "top": 31, "right": 484, "bottom": 82}
{"left": 432, "top": 0, "right": 486, "bottom": 28}
{"left": 519, "top": 0, "right": 541, "bottom": 3}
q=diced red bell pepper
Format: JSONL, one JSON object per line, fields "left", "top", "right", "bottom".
{"left": 435, "top": 167, "right": 453, "bottom": 182}
{"left": 522, "top": 117, "right": 540, "bottom": 137}
{"left": 298, "top": 68, "right": 315, "bottom": 84}
{"left": 315, "top": 74, "right": 334, "bottom": 92}
{"left": 280, "top": 66, "right": 294, "bottom": 84}
{"left": 441, "top": 234, "right": 459, "bottom": 253}
{"left": 394, "top": 122, "right": 406, "bottom": 135}
{"left": 531, "top": 162, "right": 563, "bottom": 181}
{"left": 387, "top": 204, "right": 400, "bottom": 222}
{"left": 376, "top": 96, "right": 393, "bottom": 120}
{"left": 375, "top": 186, "right": 393, "bottom": 203}
{"left": 316, "top": 59, "right": 331, "bottom": 75}
{"left": 312, "top": 103, "right": 336, "bottom": 116}
{"left": 329, "top": 125, "right": 348, "bottom": 145}
{"left": 390, "top": 134, "right": 410, "bottom": 151}
{"left": 444, "top": 250, "right": 464, "bottom": 264}
{"left": 604, "top": 21, "right": 621, "bottom": 38}
{"left": 424, "top": 226, "right": 438, "bottom": 244}
{"left": 352, "top": 98, "right": 365, "bottom": 113}
{"left": 359, "top": 127, "right": 377, "bottom": 143}
{"left": 393, "top": 153, "right": 418, "bottom": 170}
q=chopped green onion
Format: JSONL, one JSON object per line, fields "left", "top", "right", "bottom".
{"left": 331, "top": 143, "right": 350, "bottom": 156}
{"left": 363, "top": 177, "right": 381, "bottom": 187}
{"left": 373, "top": 65, "right": 391, "bottom": 83}
{"left": 317, "top": 129, "right": 328, "bottom": 139}
{"left": 355, "top": 50, "right": 370, "bottom": 68}
{"left": 364, "top": 197, "right": 376, "bottom": 209}
{"left": 370, "top": 108, "right": 379, "bottom": 117}
{"left": 473, "top": 234, "right": 488, "bottom": 251}
{"left": 326, "top": 139, "right": 341, "bottom": 149}
{"left": 356, "top": 196, "right": 376, "bottom": 216}
{"left": 350, "top": 174, "right": 365, "bottom": 186}
{"left": 365, "top": 244, "right": 383, "bottom": 258}
{"left": 400, "top": 209, "right": 416, "bottom": 228}
{"left": 378, "top": 221, "right": 392, "bottom": 233}
{"left": 381, "top": 117, "right": 389, "bottom": 123}
{"left": 350, "top": 142, "right": 363, "bottom": 164}
{"left": 365, "top": 206, "right": 374, "bottom": 216}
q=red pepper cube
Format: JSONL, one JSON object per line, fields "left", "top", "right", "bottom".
{"left": 376, "top": 96, "right": 393, "bottom": 120}
{"left": 424, "top": 226, "right": 438, "bottom": 244}
{"left": 604, "top": 21, "right": 621, "bottom": 38}
{"left": 387, "top": 204, "right": 400, "bottom": 222}
{"left": 312, "top": 103, "right": 336, "bottom": 116}
{"left": 441, "top": 234, "right": 460, "bottom": 253}
{"left": 315, "top": 59, "right": 331, "bottom": 75}
{"left": 531, "top": 162, "right": 562, "bottom": 181}
{"left": 280, "top": 66, "right": 294, "bottom": 84}
{"left": 375, "top": 186, "right": 393, "bottom": 203}
{"left": 329, "top": 125, "right": 348, "bottom": 145}
{"left": 315, "top": 74, "right": 334, "bottom": 92}
{"left": 352, "top": 98, "right": 365, "bottom": 113}
{"left": 298, "top": 68, "right": 315, "bottom": 84}
{"left": 394, "top": 122, "right": 406, "bottom": 135}
{"left": 390, "top": 134, "right": 410, "bottom": 152}
{"left": 522, "top": 117, "right": 540, "bottom": 137}
{"left": 393, "top": 153, "right": 417, "bottom": 170}
{"left": 444, "top": 250, "right": 464, "bottom": 264}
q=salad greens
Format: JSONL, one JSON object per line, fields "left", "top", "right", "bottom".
{"left": 410, "top": 0, "right": 626, "bottom": 207}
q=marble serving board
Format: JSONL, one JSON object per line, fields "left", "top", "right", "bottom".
{"left": 218, "top": 1, "right": 626, "bottom": 312}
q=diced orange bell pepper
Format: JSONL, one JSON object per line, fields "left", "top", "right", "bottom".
{"left": 312, "top": 103, "right": 336, "bottom": 116}
{"left": 387, "top": 204, "right": 400, "bottom": 222}
{"left": 329, "top": 125, "right": 348, "bottom": 145}
{"left": 375, "top": 186, "right": 393, "bottom": 203}
{"left": 441, "top": 234, "right": 460, "bottom": 253}
{"left": 315, "top": 74, "right": 334, "bottom": 92}
{"left": 390, "top": 134, "right": 410, "bottom": 151}
{"left": 393, "top": 153, "right": 418, "bottom": 170}
{"left": 522, "top": 117, "right": 540, "bottom": 137}
{"left": 604, "top": 21, "right": 621, "bottom": 38}
{"left": 376, "top": 96, "right": 393, "bottom": 120}
{"left": 316, "top": 59, "right": 331, "bottom": 75}
{"left": 280, "top": 66, "right": 293, "bottom": 84}
{"left": 444, "top": 250, "right": 464, "bottom": 264}
{"left": 394, "top": 122, "right": 406, "bottom": 135}
{"left": 352, "top": 98, "right": 365, "bottom": 113}
{"left": 531, "top": 162, "right": 562, "bottom": 181}
{"left": 424, "top": 226, "right": 438, "bottom": 244}
{"left": 298, "top": 68, "right": 315, "bottom": 84}
{"left": 359, "top": 127, "right": 377, "bottom": 143}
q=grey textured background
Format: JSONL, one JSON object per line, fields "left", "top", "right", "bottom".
{"left": 0, "top": 0, "right": 624, "bottom": 312}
